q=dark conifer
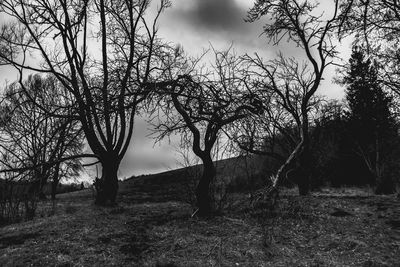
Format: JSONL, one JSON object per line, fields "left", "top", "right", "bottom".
{"left": 344, "top": 46, "right": 397, "bottom": 194}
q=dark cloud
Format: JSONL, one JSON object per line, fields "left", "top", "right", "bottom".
{"left": 160, "top": 0, "right": 268, "bottom": 54}
{"left": 181, "top": 0, "right": 247, "bottom": 32}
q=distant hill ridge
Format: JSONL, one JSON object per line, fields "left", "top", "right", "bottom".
{"left": 121, "top": 154, "right": 269, "bottom": 200}
{"left": 126, "top": 154, "right": 264, "bottom": 181}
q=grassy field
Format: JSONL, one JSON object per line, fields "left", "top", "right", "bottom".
{"left": 0, "top": 172, "right": 400, "bottom": 266}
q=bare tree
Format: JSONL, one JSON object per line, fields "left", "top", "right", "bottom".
{"left": 154, "top": 49, "right": 262, "bottom": 216}
{"left": 337, "top": 1, "right": 400, "bottom": 193}
{"left": 246, "top": 0, "right": 340, "bottom": 196}
{"left": 0, "top": 0, "right": 172, "bottom": 205}
{"left": 339, "top": 0, "right": 400, "bottom": 95}
{"left": 226, "top": 91, "right": 297, "bottom": 164}
{"left": 0, "top": 74, "right": 84, "bottom": 199}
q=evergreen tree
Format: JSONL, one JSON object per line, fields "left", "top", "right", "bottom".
{"left": 344, "top": 46, "right": 398, "bottom": 194}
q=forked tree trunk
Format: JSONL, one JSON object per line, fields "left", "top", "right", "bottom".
{"left": 272, "top": 141, "right": 303, "bottom": 189}
{"left": 250, "top": 145, "right": 300, "bottom": 210}
{"left": 195, "top": 156, "right": 216, "bottom": 217}
{"left": 95, "top": 158, "right": 119, "bottom": 206}
{"left": 271, "top": 111, "right": 311, "bottom": 196}
{"left": 258, "top": 134, "right": 310, "bottom": 210}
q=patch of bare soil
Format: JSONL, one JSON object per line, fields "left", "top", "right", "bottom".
{"left": 0, "top": 182, "right": 399, "bottom": 266}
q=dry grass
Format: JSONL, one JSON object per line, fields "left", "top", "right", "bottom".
{"left": 0, "top": 182, "right": 399, "bottom": 266}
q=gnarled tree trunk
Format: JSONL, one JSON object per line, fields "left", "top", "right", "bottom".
{"left": 259, "top": 117, "right": 311, "bottom": 206}
{"left": 95, "top": 158, "right": 120, "bottom": 206}
{"left": 195, "top": 155, "right": 216, "bottom": 217}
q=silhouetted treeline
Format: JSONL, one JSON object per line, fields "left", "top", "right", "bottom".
{"left": 258, "top": 47, "right": 400, "bottom": 193}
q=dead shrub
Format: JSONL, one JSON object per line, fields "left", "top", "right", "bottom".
{"left": 0, "top": 181, "right": 39, "bottom": 225}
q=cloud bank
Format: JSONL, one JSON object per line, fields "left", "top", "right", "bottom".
{"left": 158, "top": 0, "right": 268, "bottom": 55}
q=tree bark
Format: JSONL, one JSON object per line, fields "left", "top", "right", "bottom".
{"left": 51, "top": 163, "right": 60, "bottom": 200}
{"left": 297, "top": 144, "right": 311, "bottom": 196}
{"left": 195, "top": 155, "right": 216, "bottom": 217}
{"left": 35, "top": 169, "right": 48, "bottom": 200}
{"left": 296, "top": 109, "right": 311, "bottom": 195}
{"left": 95, "top": 158, "right": 119, "bottom": 206}
{"left": 269, "top": 132, "right": 311, "bottom": 196}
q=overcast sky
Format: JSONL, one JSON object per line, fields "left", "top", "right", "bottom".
{"left": 0, "top": 0, "right": 353, "bottom": 181}
{"left": 120, "top": 0, "right": 352, "bottom": 178}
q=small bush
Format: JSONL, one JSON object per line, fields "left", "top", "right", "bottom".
{"left": 181, "top": 170, "right": 200, "bottom": 207}
{"left": 0, "top": 181, "right": 38, "bottom": 225}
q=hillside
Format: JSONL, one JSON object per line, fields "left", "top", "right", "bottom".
{"left": 0, "top": 159, "right": 400, "bottom": 266}
{"left": 122, "top": 154, "right": 268, "bottom": 201}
